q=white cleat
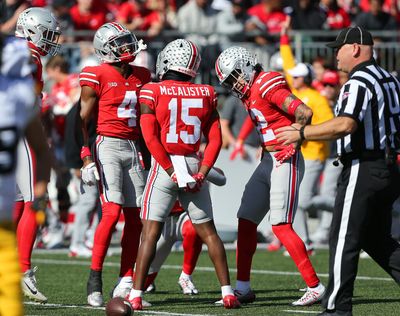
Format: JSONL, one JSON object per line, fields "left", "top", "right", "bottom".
{"left": 87, "top": 291, "right": 103, "bottom": 307}
{"left": 292, "top": 283, "right": 325, "bottom": 306}
{"left": 178, "top": 276, "right": 199, "bottom": 295}
{"left": 142, "top": 299, "right": 152, "bottom": 307}
{"left": 69, "top": 245, "right": 92, "bottom": 258}
{"left": 112, "top": 282, "right": 132, "bottom": 298}
{"left": 22, "top": 266, "right": 47, "bottom": 303}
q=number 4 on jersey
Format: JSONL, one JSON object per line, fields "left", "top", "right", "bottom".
{"left": 117, "top": 91, "right": 137, "bottom": 127}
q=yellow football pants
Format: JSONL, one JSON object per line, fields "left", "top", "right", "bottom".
{"left": 0, "top": 221, "right": 23, "bottom": 316}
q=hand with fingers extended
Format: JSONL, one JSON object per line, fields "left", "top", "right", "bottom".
{"left": 274, "top": 144, "right": 296, "bottom": 165}
{"left": 230, "top": 141, "right": 248, "bottom": 161}
{"left": 186, "top": 173, "right": 205, "bottom": 193}
{"left": 81, "top": 162, "right": 100, "bottom": 186}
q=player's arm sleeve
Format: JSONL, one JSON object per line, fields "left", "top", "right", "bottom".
{"left": 264, "top": 83, "right": 313, "bottom": 126}
{"left": 237, "top": 116, "right": 254, "bottom": 142}
{"left": 280, "top": 33, "right": 296, "bottom": 89}
{"left": 140, "top": 104, "right": 173, "bottom": 171}
{"left": 201, "top": 110, "right": 222, "bottom": 169}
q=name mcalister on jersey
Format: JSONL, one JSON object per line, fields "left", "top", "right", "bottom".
{"left": 159, "top": 85, "right": 211, "bottom": 97}
{"left": 139, "top": 80, "right": 218, "bottom": 156}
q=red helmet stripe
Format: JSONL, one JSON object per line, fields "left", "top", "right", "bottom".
{"left": 187, "top": 41, "right": 198, "bottom": 70}
{"left": 215, "top": 58, "right": 223, "bottom": 80}
{"left": 110, "top": 22, "right": 124, "bottom": 31}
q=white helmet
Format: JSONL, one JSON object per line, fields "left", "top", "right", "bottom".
{"left": 93, "top": 22, "right": 146, "bottom": 64}
{"left": 16, "top": 7, "right": 61, "bottom": 56}
{"left": 156, "top": 39, "right": 201, "bottom": 80}
{"left": 269, "top": 51, "right": 283, "bottom": 72}
{"left": 215, "top": 46, "right": 257, "bottom": 98}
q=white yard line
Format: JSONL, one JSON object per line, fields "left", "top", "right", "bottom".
{"left": 282, "top": 310, "right": 320, "bottom": 314}
{"left": 24, "top": 301, "right": 217, "bottom": 316}
{"left": 32, "top": 258, "right": 393, "bottom": 282}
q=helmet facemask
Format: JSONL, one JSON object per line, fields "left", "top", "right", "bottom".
{"left": 33, "top": 25, "right": 61, "bottom": 56}
{"left": 16, "top": 8, "right": 61, "bottom": 56}
{"left": 215, "top": 46, "right": 257, "bottom": 99}
{"left": 221, "top": 68, "right": 253, "bottom": 99}
{"left": 94, "top": 23, "right": 147, "bottom": 64}
{"left": 108, "top": 33, "right": 138, "bottom": 63}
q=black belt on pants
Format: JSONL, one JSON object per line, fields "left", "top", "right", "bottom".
{"left": 339, "top": 150, "right": 385, "bottom": 163}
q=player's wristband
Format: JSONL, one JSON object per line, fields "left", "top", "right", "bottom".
{"left": 288, "top": 99, "right": 303, "bottom": 116}
{"left": 80, "top": 146, "right": 92, "bottom": 160}
{"left": 299, "top": 125, "right": 306, "bottom": 141}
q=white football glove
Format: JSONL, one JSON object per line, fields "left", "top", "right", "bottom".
{"left": 81, "top": 162, "right": 100, "bottom": 186}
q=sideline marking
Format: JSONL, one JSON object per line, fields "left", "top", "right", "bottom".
{"left": 32, "top": 258, "right": 393, "bottom": 282}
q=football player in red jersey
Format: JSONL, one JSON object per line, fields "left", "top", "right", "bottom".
{"left": 79, "top": 22, "right": 150, "bottom": 307}
{"left": 128, "top": 39, "right": 240, "bottom": 310}
{"left": 215, "top": 47, "right": 326, "bottom": 306}
{"left": 13, "top": 7, "right": 61, "bottom": 303}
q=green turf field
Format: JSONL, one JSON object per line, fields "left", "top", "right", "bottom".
{"left": 25, "top": 249, "right": 399, "bottom": 316}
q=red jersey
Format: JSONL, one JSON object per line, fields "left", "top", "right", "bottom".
{"left": 243, "top": 71, "right": 294, "bottom": 147}
{"left": 325, "top": 8, "right": 350, "bottom": 30}
{"left": 79, "top": 64, "right": 151, "bottom": 140}
{"left": 117, "top": 2, "right": 160, "bottom": 31}
{"left": 28, "top": 42, "right": 44, "bottom": 93}
{"left": 43, "top": 74, "right": 80, "bottom": 140}
{"left": 139, "top": 80, "right": 217, "bottom": 155}
{"left": 69, "top": 5, "right": 107, "bottom": 30}
{"left": 247, "top": 5, "right": 286, "bottom": 34}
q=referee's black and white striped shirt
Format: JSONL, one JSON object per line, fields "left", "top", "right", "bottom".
{"left": 335, "top": 59, "right": 400, "bottom": 156}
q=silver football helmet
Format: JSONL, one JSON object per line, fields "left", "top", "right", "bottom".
{"left": 156, "top": 39, "right": 201, "bottom": 80}
{"left": 269, "top": 51, "right": 283, "bottom": 72}
{"left": 93, "top": 22, "right": 146, "bottom": 64}
{"left": 16, "top": 7, "right": 61, "bottom": 56}
{"left": 215, "top": 46, "right": 257, "bottom": 98}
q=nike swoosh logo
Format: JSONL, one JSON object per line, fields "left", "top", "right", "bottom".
{"left": 136, "top": 84, "right": 142, "bottom": 87}
{"left": 24, "top": 281, "right": 38, "bottom": 295}
{"left": 252, "top": 100, "right": 256, "bottom": 105}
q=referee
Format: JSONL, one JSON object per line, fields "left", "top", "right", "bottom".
{"left": 275, "top": 26, "right": 400, "bottom": 316}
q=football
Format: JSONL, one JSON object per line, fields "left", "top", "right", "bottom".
{"left": 105, "top": 297, "right": 133, "bottom": 316}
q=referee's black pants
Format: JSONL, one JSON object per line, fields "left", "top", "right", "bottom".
{"left": 322, "top": 157, "right": 400, "bottom": 313}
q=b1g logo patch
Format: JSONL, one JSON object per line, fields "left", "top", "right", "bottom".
{"left": 108, "top": 82, "right": 118, "bottom": 87}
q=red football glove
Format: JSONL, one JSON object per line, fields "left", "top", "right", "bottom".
{"left": 274, "top": 144, "right": 296, "bottom": 165}
{"left": 186, "top": 173, "right": 205, "bottom": 193}
{"left": 230, "top": 142, "right": 246, "bottom": 160}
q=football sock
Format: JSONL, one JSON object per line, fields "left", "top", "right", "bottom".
{"left": 119, "top": 207, "right": 142, "bottom": 277}
{"left": 272, "top": 223, "right": 320, "bottom": 287}
{"left": 16, "top": 202, "right": 36, "bottom": 272}
{"left": 0, "top": 221, "right": 23, "bottom": 316}
{"left": 221, "top": 285, "right": 234, "bottom": 297}
{"left": 181, "top": 219, "right": 202, "bottom": 275}
{"left": 144, "top": 272, "right": 158, "bottom": 289}
{"left": 129, "top": 289, "right": 143, "bottom": 300}
{"left": 91, "top": 202, "right": 121, "bottom": 271}
{"left": 179, "top": 271, "right": 191, "bottom": 279}
{"left": 13, "top": 201, "right": 24, "bottom": 225}
{"left": 235, "top": 280, "right": 251, "bottom": 293}
{"left": 236, "top": 218, "right": 257, "bottom": 282}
